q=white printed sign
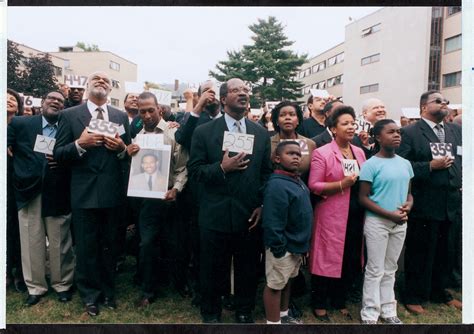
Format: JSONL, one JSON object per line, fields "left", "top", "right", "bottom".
{"left": 87, "top": 119, "right": 119, "bottom": 138}
{"left": 250, "top": 108, "right": 262, "bottom": 116}
{"left": 265, "top": 101, "right": 279, "bottom": 111}
{"left": 222, "top": 131, "right": 254, "bottom": 155}
{"left": 149, "top": 88, "right": 172, "bottom": 106}
{"left": 134, "top": 134, "right": 164, "bottom": 149}
{"left": 430, "top": 142, "right": 454, "bottom": 159}
{"left": 64, "top": 74, "right": 88, "bottom": 89}
{"left": 354, "top": 117, "right": 372, "bottom": 134}
{"left": 280, "top": 139, "right": 310, "bottom": 155}
{"left": 310, "top": 89, "right": 329, "bottom": 98}
{"left": 33, "top": 135, "right": 56, "bottom": 155}
{"left": 341, "top": 159, "right": 360, "bottom": 176}
{"left": 125, "top": 81, "right": 144, "bottom": 94}
{"left": 457, "top": 146, "right": 462, "bottom": 156}
{"left": 22, "top": 95, "right": 42, "bottom": 108}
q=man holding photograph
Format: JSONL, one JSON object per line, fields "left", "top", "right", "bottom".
{"left": 126, "top": 91, "right": 188, "bottom": 306}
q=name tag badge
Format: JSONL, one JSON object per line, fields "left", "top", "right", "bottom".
{"left": 279, "top": 139, "right": 310, "bottom": 155}
{"left": 457, "top": 146, "right": 462, "bottom": 156}
{"left": 430, "top": 142, "right": 454, "bottom": 159}
{"left": 33, "top": 135, "right": 56, "bottom": 155}
{"left": 87, "top": 118, "right": 119, "bottom": 138}
{"left": 222, "top": 131, "right": 255, "bottom": 155}
{"left": 341, "top": 159, "right": 359, "bottom": 176}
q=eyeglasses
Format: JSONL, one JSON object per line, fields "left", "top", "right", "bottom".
{"left": 427, "top": 98, "right": 449, "bottom": 105}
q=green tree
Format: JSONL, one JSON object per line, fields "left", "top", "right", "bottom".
{"left": 22, "top": 53, "right": 59, "bottom": 97}
{"left": 75, "top": 41, "right": 100, "bottom": 51}
{"left": 7, "top": 40, "right": 27, "bottom": 92}
{"left": 209, "top": 16, "right": 307, "bottom": 106}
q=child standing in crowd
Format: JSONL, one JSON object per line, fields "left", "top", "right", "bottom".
{"left": 358, "top": 119, "right": 414, "bottom": 324}
{"left": 262, "top": 141, "right": 313, "bottom": 324}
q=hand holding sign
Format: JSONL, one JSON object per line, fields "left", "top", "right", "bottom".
{"left": 77, "top": 128, "right": 105, "bottom": 149}
{"left": 430, "top": 156, "right": 453, "bottom": 170}
{"left": 354, "top": 117, "right": 372, "bottom": 135}
{"left": 341, "top": 174, "right": 358, "bottom": 189}
{"left": 430, "top": 143, "right": 454, "bottom": 159}
{"left": 222, "top": 131, "right": 254, "bottom": 155}
{"left": 221, "top": 149, "right": 249, "bottom": 173}
{"left": 104, "top": 133, "right": 126, "bottom": 152}
{"left": 341, "top": 159, "right": 360, "bottom": 176}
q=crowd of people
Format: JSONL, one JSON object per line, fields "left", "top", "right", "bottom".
{"left": 6, "top": 71, "right": 462, "bottom": 324}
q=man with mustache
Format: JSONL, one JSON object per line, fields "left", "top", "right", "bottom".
{"left": 64, "top": 85, "right": 85, "bottom": 109}
{"left": 124, "top": 93, "right": 139, "bottom": 124}
{"left": 54, "top": 71, "right": 131, "bottom": 316}
{"left": 398, "top": 90, "right": 462, "bottom": 314}
{"left": 8, "top": 91, "right": 75, "bottom": 306}
{"left": 188, "top": 78, "right": 272, "bottom": 323}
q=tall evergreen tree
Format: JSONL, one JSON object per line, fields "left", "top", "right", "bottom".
{"left": 209, "top": 16, "right": 307, "bottom": 106}
{"left": 7, "top": 40, "right": 27, "bottom": 92}
{"left": 22, "top": 53, "right": 59, "bottom": 97}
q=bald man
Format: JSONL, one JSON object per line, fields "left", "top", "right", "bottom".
{"left": 54, "top": 71, "right": 131, "bottom": 316}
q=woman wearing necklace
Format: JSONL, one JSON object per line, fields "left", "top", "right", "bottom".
{"left": 358, "top": 119, "right": 413, "bottom": 324}
{"left": 307, "top": 105, "right": 366, "bottom": 322}
{"left": 270, "top": 101, "right": 316, "bottom": 183}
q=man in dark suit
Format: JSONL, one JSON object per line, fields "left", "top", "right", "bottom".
{"left": 175, "top": 80, "right": 222, "bottom": 304}
{"left": 398, "top": 90, "right": 462, "bottom": 314}
{"left": 54, "top": 71, "right": 131, "bottom": 316}
{"left": 8, "top": 91, "right": 74, "bottom": 306}
{"left": 188, "top": 78, "right": 273, "bottom": 323}
{"left": 311, "top": 100, "right": 343, "bottom": 147}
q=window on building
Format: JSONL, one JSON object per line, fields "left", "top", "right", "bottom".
{"left": 304, "top": 86, "right": 311, "bottom": 94}
{"left": 361, "top": 53, "right": 380, "bottom": 66}
{"left": 64, "top": 59, "right": 70, "bottom": 69}
{"left": 336, "top": 53, "right": 344, "bottom": 63}
{"left": 312, "top": 64, "right": 319, "bottom": 73}
{"left": 361, "top": 23, "right": 381, "bottom": 37}
{"left": 110, "top": 60, "right": 120, "bottom": 71}
{"left": 311, "top": 60, "right": 326, "bottom": 74}
{"left": 318, "top": 80, "right": 326, "bottom": 89}
{"left": 53, "top": 66, "right": 62, "bottom": 76}
{"left": 327, "top": 75, "right": 343, "bottom": 88}
{"left": 443, "top": 71, "right": 461, "bottom": 88}
{"left": 328, "top": 56, "right": 336, "bottom": 67}
{"left": 360, "top": 83, "right": 379, "bottom": 94}
{"left": 299, "top": 71, "right": 305, "bottom": 79}
{"left": 445, "top": 34, "right": 462, "bottom": 53}
{"left": 305, "top": 68, "right": 311, "bottom": 77}
{"left": 447, "top": 6, "right": 461, "bottom": 16}
{"left": 111, "top": 98, "right": 120, "bottom": 106}
{"left": 111, "top": 79, "right": 120, "bottom": 89}
{"left": 311, "top": 83, "right": 317, "bottom": 89}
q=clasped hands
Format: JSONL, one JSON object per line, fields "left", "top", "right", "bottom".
{"left": 78, "top": 129, "right": 126, "bottom": 152}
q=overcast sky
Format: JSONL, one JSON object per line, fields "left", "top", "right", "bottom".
{"left": 8, "top": 7, "right": 381, "bottom": 85}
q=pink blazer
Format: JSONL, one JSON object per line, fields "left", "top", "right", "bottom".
{"left": 307, "top": 140, "right": 366, "bottom": 278}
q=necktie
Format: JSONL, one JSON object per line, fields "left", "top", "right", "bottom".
{"left": 148, "top": 175, "right": 152, "bottom": 190}
{"left": 96, "top": 107, "right": 104, "bottom": 120}
{"left": 434, "top": 124, "right": 445, "bottom": 143}
{"left": 235, "top": 120, "right": 243, "bottom": 133}
{"left": 47, "top": 124, "right": 57, "bottom": 138}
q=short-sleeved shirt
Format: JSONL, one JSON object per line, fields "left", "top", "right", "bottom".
{"left": 359, "top": 154, "right": 414, "bottom": 218}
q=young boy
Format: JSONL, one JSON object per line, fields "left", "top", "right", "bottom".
{"left": 262, "top": 141, "right": 313, "bottom": 324}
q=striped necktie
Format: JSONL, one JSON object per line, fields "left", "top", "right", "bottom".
{"left": 96, "top": 107, "right": 104, "bottom": 120}
{"left": 434, "top": 124, "right": 445, "bottom": 143}
{"left": 235, "top": 120, "right": 243, "bottom": 133}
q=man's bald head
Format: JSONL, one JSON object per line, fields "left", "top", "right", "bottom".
{"left": 362, "top": 98, "right": 386, "bottom": 124}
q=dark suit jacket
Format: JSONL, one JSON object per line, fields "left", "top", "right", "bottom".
{"left": 187, "top": 116, "right": 273, "bottom": 233}
{"left": 397, "top": 119, "right": 461, "bottom": 222}
{"left": 175, "top": 112, "right": 215, "bottom": 152}
{"left": 311, "top": 129, "right": 332, "bottom": 148}
{"left": 7, "top": 115, "right": 71, "bottom": 216}
{"left": 53, "top": 104, "right": 131, "bottom": 209}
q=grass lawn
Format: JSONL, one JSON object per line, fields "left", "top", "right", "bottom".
{"left": 6, "top": 256, "right": 462, "bottom": 324}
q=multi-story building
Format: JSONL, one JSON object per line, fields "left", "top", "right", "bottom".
{"left": 297, "top": 6, "right": 462, "bottom": 120}
{"left": 50, "top": 46, "right": 137, "bottom": 109}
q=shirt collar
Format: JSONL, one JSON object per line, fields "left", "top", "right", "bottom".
{"left": 224, "top": 113, "right": 246, "bottom": 133}
{"left": 422, "top": 117, "right": 444, "bottom": 130}
{"left": 141, "top": 118, "right": 168, "bottom": 134}
{"left": 42, "top": 116, "right": 57, "bottom": 129}
{"left": 87, "top": 100, "right": 108, "bottom": 114}
{"left": 274, "top": 169, "right": 300, "bottom": 180}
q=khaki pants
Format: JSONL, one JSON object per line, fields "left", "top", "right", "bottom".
{"left": 18, "top": 194, "right": 75, "bottom": 295}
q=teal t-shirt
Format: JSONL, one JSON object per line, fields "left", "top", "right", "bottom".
{"left": 359, "top": 154, "right": 414, "bottom": 218}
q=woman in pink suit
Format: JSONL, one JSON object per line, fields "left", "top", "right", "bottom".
{"left": 308, "top": 105, "right": 366, "bottom": 321}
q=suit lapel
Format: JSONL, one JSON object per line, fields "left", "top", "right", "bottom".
{"left": 419, "top": 119, "right": 439, "bottom": 143}
{"left": 78, "top": 104, "right": 92, "bottom": 129}
{"left": 444, "top": 123, "right": 455, "bottom": 145}
{"left": 108, "top": 106, "right": 121, "bottom": 124}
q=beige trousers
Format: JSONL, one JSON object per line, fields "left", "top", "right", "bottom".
{"left": 18, "top": 194, "right": 75, "bottom": 295}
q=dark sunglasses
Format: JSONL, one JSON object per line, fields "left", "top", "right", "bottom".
{"left": 427, "top": 98, "right": 449, "bottom": 105}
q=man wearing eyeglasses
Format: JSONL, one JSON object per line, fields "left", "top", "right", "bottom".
{"left": 188, "top": 78, "right": 272, "bottom": 323}
{"left": 7, "top": 91, "right": 75, "bottom": 306}
{"left": 398, "top": 90, "right": 462, "bottom": 314}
